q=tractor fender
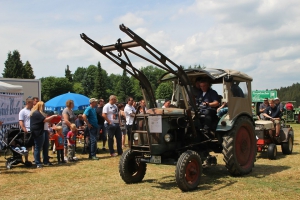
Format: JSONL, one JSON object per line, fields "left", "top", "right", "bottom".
{"left": 216, "top": 112, "right": 254, "bottom": 132}
{"left": 280, "top": 127, "right": 294, "bottom": 143}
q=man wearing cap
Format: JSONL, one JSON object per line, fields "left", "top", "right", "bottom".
{"left": 259, "top": 98, "right": 269, "bottom": 120}
{"left": 274, "top": 97, "right": 284, "bottom": 113}
{"left": 83, "top": 98, "right": 99, "bottom": 160}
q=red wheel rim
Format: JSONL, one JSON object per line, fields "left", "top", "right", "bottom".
{"left": 235, "top": 126, "right": 253, "bottom": 167}
{"left": 185, "top": 159, "right": 200, "bottom": 184}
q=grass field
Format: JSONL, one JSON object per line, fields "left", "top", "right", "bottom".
{"left": 1, "top": 124, "right": 300, "bottom": 200}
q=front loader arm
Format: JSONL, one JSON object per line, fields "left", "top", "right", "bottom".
{"left": 81, "top": 24, "right": 198, "bottom": 136}
{"left": 80, "top": 33, "right": 157, "bottom": 108}
{"left": 118, "top": 24, "right": 197, "bottom": 113}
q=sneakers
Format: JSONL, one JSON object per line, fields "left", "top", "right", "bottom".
{"left": 102, "top": 147, "right": 107, "bottom": 151}
{"left": 110, "top": 153, "right": 117, "bottom": 157}
{"left": 20, "top": 147, "right": 28, "bottom": 153}
{"left": 37, "top": 165, "right": 43, "bottom": 169}
{"left": 44, "top": 162, "right": 53, "bottom": 166}
{"left": 14, "top": 147, "right": 22, "bottom": 152}
{"left": 73, "top": 157, "right": 78, "bottom": 161}
{"left": 91, "top": 156, "right": 100, "bottom": 160}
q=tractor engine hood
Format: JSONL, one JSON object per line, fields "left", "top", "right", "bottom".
{"left": 146, "top": 108, "right": 186, "bottom": 115}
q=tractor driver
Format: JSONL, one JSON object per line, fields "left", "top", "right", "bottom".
{"left": 263, "top": 99, "right": 281, "bottom": 141}
{"left": 197, "top": 78, "right": 219, "bottom": 136}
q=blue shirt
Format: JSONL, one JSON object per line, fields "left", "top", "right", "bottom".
{"left": 83, "top": 106, "right": 98, "bottom": 128}
{"left": 197, "top": 88, "right": 219, "bottom": 109}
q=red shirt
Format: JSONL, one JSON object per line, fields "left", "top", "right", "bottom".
{"left": 52, "top": 133, "right": 64, "bottom": 150}
{"left": 67, "top": 131, "right": 76, "bottom": 145}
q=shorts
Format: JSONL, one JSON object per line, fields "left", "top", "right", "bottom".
{"left": 273, "top": 119, "right": 280, "bottom": 125}
{"left": 120, "top": 125, "right": 127, "bottom": 135}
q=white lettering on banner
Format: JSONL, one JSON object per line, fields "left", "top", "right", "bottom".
{"left": 0, "top": 93, "right": 23, "bottom": 125}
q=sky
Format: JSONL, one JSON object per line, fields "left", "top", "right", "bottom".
{"left": 0, "top": 0, "right": 299, "bottom": 92}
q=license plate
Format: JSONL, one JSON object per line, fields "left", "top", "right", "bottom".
{"left": 150, "top": 156, "right": 161, "bottom": 163}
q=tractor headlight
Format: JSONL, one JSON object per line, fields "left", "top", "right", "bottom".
{"left": 164, "top": 134, "right": 173, "bottom": 142}
{"left": 133, "top": 133, "right": 139, "bottom": 141}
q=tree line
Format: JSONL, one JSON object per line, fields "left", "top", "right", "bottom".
{"left": 1, "top": 50, "right": 177, "bottom": 102}
{"left": 276, "top": 83, "right": 300, "bottom": 107}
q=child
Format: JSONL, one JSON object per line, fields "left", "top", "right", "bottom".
{"left": 67, "top": 124, "right": 77, "bottom": 162}
{"left": 52, "top": 126, "right": 65, "bottom": 164}
{"left": 217, "top": 102, "right": 228, "bottom": 118}
{"left": 48, "top": 123, "right": 55, "bottom": 153}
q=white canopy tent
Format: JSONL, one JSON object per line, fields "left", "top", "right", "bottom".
{"left": 0, "top": 81, "right": 23, "bottom": 93}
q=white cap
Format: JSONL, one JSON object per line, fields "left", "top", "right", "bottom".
{"left": 274, "top": 97, "right": 279, "bottom": 100}
{"left": 89, "top": 98, "right": 98, "bottom": 103}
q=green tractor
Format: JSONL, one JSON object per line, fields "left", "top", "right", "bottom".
{"left": 81, "top": 24, "right": 257, "bottom": 192}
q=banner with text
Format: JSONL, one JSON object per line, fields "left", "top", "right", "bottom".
{"left": 0, "top": 93, "right": 23, "bottom": 125}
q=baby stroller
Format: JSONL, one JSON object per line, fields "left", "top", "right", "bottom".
{"left": 2, "top": 128, "right": 34, "bottom": 169}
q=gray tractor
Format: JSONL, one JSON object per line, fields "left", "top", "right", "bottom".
{"left": 81, "top": 24, "right": 257, "bottom": 191}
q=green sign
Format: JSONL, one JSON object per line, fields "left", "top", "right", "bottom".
{"left": 252, "top": 90, "right": 277, "bottom": 102}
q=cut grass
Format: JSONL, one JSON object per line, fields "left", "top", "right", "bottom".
{"left": 0, "top": 124, "right": 300, "bottom": 199}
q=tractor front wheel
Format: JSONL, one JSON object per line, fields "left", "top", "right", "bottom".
{"left": 267, "top": 143, "right": 277, "bottom": 160}
{"left": 175, "top": 150, "right": 202, "bottom": 192}
{"left": 119, "top": 149, "right": 147, "bottom": 184}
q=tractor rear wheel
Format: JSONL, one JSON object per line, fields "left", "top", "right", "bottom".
{"left": 119, "top": 149, "right": 147, "bottom": 184}
{"left": 222, "top": 116, "right": 256, "bottom": 176}
{"left": 175, "top": 150, "right": 202, "bottom": 192}
{"left": 267, "top": 143, "right": 277, "bottom": 160}
{"left": 281, "top": 134, "right": 293, "bottom": 155}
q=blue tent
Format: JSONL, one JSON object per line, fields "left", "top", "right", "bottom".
{"left": 45, "top": 92, "right": 90, "bottom": 111}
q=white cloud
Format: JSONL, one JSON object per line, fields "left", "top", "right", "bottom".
{"left": 0, "top": 0, "right": 299, "bottom": 92}
{"left": 114, "top": 12, "right": 145, "bottom": 27}
{"left": 94, "top": 15, "right": 102, "bottom": 22}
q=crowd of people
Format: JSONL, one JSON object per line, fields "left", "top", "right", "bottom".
{"left": 16, "top": 95, "right": 147, "bottom": 168}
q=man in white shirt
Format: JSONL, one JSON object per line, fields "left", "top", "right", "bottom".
{"left": 102, "top": 95, "right": 123, "bottom": 157}
{"left": 124, "top": 97, "right": 136, "bottom": 147}
{"left": 19, "top": 98, "right": 33, "bottom": 163}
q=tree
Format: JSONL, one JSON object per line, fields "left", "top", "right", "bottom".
{"left": 23, "top": 61, "right": 35, "bottom": 79}
{"left": 93, "top": 61, "right": 108, "bottom": 100}
{"left": 2, "top": 50, "right": 25, "bottom": 78}
{"left": 73, "top": 82, "right": 85, "bottom": 94}
{"left": 131, "top": 76, "right": 143, "bottom": 101}
{"left": 41, "top": 77, "right": 73, "bottom": 102}
{"left": 115, "top": 70, "right": 134, "bottom": 102}
{"left": 106, "top": 73, "right": 119, "bottom": 98}
{"left": 65, "top": 65, "right": 73, "bottom": 82}
{"left": 140, "top": 65, "right": 166, "bottom": 91}
{"left": 73, "top": 67, "right": 87, "bottom": 82}
{"left": 81, "top": 65, "right": 97, "bottom": 97}
{"left": 155, "top": 81, "right": 173, "bottom": 99}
